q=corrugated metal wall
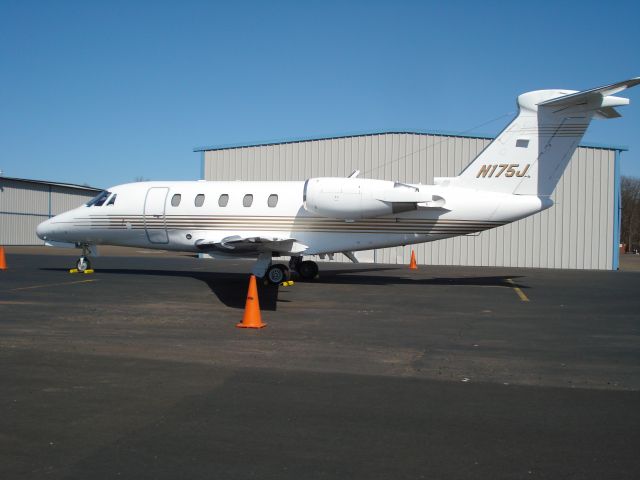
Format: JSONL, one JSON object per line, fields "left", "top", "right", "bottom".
{"left": 0, "top": 179, "right": 99, "bottom": 245}
{"left": 201, "top": 133, "right": 618, "bottom": 270}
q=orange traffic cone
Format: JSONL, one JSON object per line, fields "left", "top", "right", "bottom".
{"left": 237, "top": 275, "right": 266, "bottom": 329}
{"left": 0, "top": 246, "right": 6, "bottom": 270}
{"left": 409, "top": 250, "right": 418, "bottom": 270}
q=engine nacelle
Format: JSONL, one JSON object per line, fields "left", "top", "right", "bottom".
{"left": 303, "top": 177, "right": 443, "bottom": 220}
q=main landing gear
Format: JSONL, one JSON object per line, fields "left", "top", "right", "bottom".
{"left": 265, "top": 263, "right": 290, "bottom": 285}
{"left": 289, "top": 256, "right": 319, "bottom": 281}
{"left": 253, "top": 253, "right": 320, "bottom": 286}
{"left": 263, "top": 258, "right": 318, "bottom": 286}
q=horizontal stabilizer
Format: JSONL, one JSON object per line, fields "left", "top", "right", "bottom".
{"left": 538, "top": 77, "right": 640, "bottom": 107}
{"left": 537, "top": 77, "right": 639, "bottom": 119}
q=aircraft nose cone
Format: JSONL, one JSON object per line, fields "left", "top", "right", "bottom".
{"left": 36, "top": 218, "right": 53, "bottom": 240}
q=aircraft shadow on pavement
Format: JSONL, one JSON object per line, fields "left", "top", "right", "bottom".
{"left": 40, "top": 268, "right": 282, "bottom": 310}
{"left": 40, "top": 267, "right": 528, "bottom": 310}
{"left": 316, "top": 271, "right": 528, "bottom": 289}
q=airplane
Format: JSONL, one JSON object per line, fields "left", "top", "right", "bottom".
{"left": 36, "top": 78, "right": 639, "bottom": 285}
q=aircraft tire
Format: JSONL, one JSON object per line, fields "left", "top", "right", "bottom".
{"left": 266, "top": 264, "right": 288, "bottom": 285}
{"left": 76, "top": 256, "right": 91, "bottom": 272}
{"left": 298, "top": 260, "right": 318, "bottom": 280}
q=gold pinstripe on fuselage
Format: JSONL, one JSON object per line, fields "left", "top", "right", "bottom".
{"left": 70, "top": 214, "right": 506, "bottom": 235}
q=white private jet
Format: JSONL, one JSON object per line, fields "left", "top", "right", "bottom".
{"left": 37, "top": 78, "right": 639, "bottom": 284}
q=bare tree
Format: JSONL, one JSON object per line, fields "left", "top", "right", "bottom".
{"left": 621, "top": 175, "right": 640, "bottom": 253}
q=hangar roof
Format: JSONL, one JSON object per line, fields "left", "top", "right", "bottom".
{"left": 0, "top": 176, "right": 101, "bottom": 192}
{"left": 193, "top": 129, "right": 628, "bottom": 153}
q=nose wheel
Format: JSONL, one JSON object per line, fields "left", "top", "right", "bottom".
{"left": 76, "top": 256, "right": 91, "bottom": 272}
{"left": 74, "top": 244, "right": 93, "bottom": 272}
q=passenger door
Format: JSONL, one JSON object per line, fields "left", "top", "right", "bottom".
{"left": 144, "top": 187, "right": 169, "bottom": 244}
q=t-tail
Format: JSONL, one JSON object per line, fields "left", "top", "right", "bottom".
{"left": 444, "top": 77, "right": 640, "bottom": 196}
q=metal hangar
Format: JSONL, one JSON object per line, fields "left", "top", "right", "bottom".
{"left": 0, "top": 176, "right": 101, "bottom": 245}
{"left": 196, "top": 131, "right": 624, "bottom": 270}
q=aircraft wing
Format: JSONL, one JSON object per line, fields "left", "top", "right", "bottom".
{"left": 195, "top": 235, "right": 308, "bottom": 254}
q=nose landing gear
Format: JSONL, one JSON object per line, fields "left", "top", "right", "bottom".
{"left": 74, "top": 244, "right": 93, "bottom": 273}
{"left": 76, "top": 256, "right": 91, "bottom": 272}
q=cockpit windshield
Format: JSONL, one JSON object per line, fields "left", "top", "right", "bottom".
{"left": 86, "top": 191, "right": 112, "bottom": 207}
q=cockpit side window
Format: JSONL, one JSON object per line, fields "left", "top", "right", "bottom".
{"left": 86, "top": 191, "right": 111, "bottom": 207}
{"left": 106, "top": 194, "right": 117, "bottom": 206}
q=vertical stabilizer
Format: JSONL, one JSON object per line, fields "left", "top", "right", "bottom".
{"left": 448, "top": 78, "right": 639, "bottom": 196}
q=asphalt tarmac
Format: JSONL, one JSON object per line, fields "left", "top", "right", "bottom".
{"left": 1, "top": 249, "right": 639, "bottom": 479}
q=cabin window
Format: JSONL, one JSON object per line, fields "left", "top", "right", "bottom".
{"left": 516, "top": 139, "right": 530, "bottom": 148}
{"left": 194, "top": 194, "right": 205, "bottom": 207}
{"left": 106, "top": 194, "right": 117, "bottom": 206}
{"left": 243, "top": 194, "right": 253, "bottom": 207}
{"left": 267, "top": 194, "right": 278, "bottom": 208}
{"left": 171, "top": 194, "right": 182, "bottom": 207}
{"left": 218, "top": 194, "right": 229, "bottom": 207}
